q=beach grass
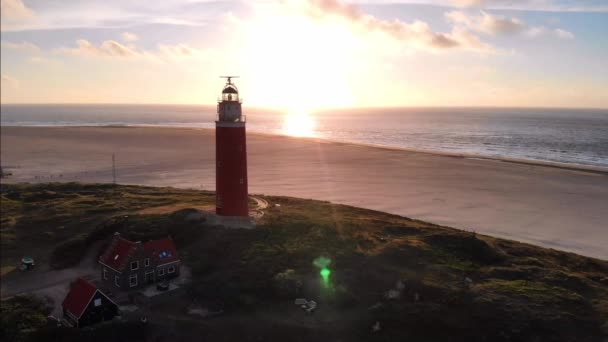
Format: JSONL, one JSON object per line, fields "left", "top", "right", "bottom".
{"left": 1, "top": 183, "right": 607, "bottom": 341}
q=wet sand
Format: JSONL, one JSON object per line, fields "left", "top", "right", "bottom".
{"left": 2, "top": 126, "right": 607, "bottom": 260}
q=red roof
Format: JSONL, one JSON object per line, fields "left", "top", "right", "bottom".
{"left": 143, "top": 237, "right": 179, "bottom": 265}
{"left": 62, "top": 278, "right": 97, "bottom": 318}
{"left": 99, "top": 235, "right": 136, "bottom": 271}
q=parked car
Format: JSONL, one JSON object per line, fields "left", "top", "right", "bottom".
{"left": 20, "top": 257, "right": 35, "bottom": 270}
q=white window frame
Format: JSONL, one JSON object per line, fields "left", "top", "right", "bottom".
{"left": 144, "top": 258, "right": 150, "bottom": 267}
{"left": 168, "top": 266, "right": 175, "bottom": 274}
{"left": 114, "top": 275, "right": 120, "bottom": 288}
{"left": 157, "top": 268, "right": 164, "bottom": 276}
{"left": 129, "top": 274, "right": 138, "bottom": 287}
{"left": 103, "top": 267, "right": 108, "bottom": 280}
{"left": 131, "top": 261, "right": 139, "bottom": 271}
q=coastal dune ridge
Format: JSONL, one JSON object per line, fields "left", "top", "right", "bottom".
{"left": 2, "top": 125, "right": 607, "bottom": 260}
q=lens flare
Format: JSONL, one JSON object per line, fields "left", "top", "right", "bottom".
{"left": 320, "top": 267, "right": 331, "bottom": 284}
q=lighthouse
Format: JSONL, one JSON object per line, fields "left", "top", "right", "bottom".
{"left": 215, "top": 76, "right": 249, "bottom": 217}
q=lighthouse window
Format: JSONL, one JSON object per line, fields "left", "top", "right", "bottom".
{"left": 240, "top": 178, "right": 244, "bottom": 184}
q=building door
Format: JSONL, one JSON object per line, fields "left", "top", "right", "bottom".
{"left": 145, "top": 271, "right": 154, "bottom": 284}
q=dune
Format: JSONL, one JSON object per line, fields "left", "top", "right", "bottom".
{"left": 1, "top": 126, "right": 607, "bottom": 259}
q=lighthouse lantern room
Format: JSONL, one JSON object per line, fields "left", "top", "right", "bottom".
{"left": 215, "top": 76, "right": 249, "bottom": 217}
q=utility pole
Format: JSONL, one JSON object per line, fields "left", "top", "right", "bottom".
{"left": 112, "top": 153, "right": 116, "bottom": 185}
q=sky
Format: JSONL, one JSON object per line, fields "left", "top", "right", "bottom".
{"left": 1, "top": 0, "right": 607, "bottom": 109}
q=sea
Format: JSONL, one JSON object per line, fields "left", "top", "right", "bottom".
{"left": 2, "top": 105, "right": 607, "bottom": 168}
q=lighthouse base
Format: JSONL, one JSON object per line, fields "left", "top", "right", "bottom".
{"left": 207, "top": 214, "right": 255, "bottom": 229}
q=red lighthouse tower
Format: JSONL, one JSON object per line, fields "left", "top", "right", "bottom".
{"left": 216, "top": 76, "right": 248, "bottom": 217}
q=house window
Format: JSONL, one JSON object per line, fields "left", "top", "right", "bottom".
{"left": 129, "top": 274, "right": 138, "bottom": 287}
{"left": 168, "top": 266, "right": 175, "bottom": 274}
{"left": 131, "top": 261, "right": 139, "bottom": 271}
{"left": 114, "top": 275, "right": 120, "bottom": 288}
{"left": 144, "top": 258, "right": 150, "bottom": 267}
{"left": 94, "top": 298, "right": 102, "bottom": 307}
{"left": 103, "top": 268, "right": 108, "bottom": 280}
{"left": 158, "top": 268, "right": 164, "bottom": 276}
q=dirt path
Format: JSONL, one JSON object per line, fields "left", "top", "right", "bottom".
{"left": 250, "top": 196, "right": 269, "bottom": 220}
{"left": 1, "top": 241, "right": 103, "bottom": 315}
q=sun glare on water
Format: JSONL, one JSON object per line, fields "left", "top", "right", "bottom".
{"left": 282, "top": 110, "right": 316, "bottom": 137}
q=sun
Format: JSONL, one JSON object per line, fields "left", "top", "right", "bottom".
{"left": 237, "top": 2, "right": 357, "bottom": 110}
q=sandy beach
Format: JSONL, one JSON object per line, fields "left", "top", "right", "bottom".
{"left": 2, "top": 126, "right": 607, "bottom": 260}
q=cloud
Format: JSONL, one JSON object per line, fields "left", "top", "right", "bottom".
{"left": 446, "top": 0, "right": 608, "bottom": 12}
{"left": 307, "top": 0, "right": 492, "bottom": 53}
{"left": 447, "top": 11, "right": 574, "bottom": 40}
{"left": 27, "top": 56, "right": 61, "bottom": 65}
{"left": 1, "top": 40, "right": 41, "bottom": 53}
{"left": 555, "top": 28, "right": 574, "bottom": 40}
{"left": 446, "top": 11, "right": 525, "bottom": 35}
{"left": 1, "top": 0, "right": 35, "bottom": 30}
{"left": 525, "top": 25, "right": 547, "bottom": 38}
{"left": 1, "top": 74, "right": 19, "bottom": 88}
{"left": 58, "top": 39, "right": 138, "bottom": 57}
{"left": 55, "top": 39, "right": 207, "bottom": 62}
{"left": 158, "top": 44, "right": 197, "bottom": 58}
{"left": 1, "top": 0, "right": 33, "bottom": 19}
{"left": 121, "top": 32, "right": 139, "bottom": 42}
{"left": 478, "top": 12, "right": 525, "bottom": 35}
{"left": 450, "top": 0, "right": 485, "bottom": 7}
{"left": 0, "top": 0, "right": 245, "bottom": 32}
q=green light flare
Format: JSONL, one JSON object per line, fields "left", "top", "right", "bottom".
{"left": 320, "top": 267, "right": 331, "bottom": 283}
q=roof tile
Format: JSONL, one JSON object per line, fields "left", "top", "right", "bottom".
{"left": 62, "top": 278, "right": 97, "bottom": 318}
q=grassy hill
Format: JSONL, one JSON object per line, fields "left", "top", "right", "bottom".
{"left": 1, "top": 183, "right": 607, "bottom": 341}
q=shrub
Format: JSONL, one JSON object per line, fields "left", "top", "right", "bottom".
{"left": 273, "top": 269, "right": 303, "bottom": 297}
{"left": 0, "top": 295, "right": 51, "bottom": 342}
{"left": 50, "top": 234, "right": 87, "bottom": 269}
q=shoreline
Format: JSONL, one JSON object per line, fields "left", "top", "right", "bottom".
{"left": 2, "top": 125, "right": 607, "bottom": 260}
{"left": 3, "top": 124, "right": 607, "bottom": 175}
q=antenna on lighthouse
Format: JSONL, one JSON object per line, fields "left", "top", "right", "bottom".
{"left": 220, "top": 76, "right": 239, "bottom": 85}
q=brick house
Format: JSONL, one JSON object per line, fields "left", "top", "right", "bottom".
{"left": 98, "top": 232, "right": 180, "bottom": 291}
{"left": 62, "top": 277, "right": 118, "bottom": 327}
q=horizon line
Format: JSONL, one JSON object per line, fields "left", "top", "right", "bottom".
{"left": 1, "top": 103, "right": 607, "bottom": 111}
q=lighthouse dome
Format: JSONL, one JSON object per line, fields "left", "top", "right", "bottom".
{"left": 222, "top": 85, "right": 238, "bottom": 94}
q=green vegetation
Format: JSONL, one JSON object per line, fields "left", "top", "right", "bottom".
{"left": 1, "top": 183, "right": 607, "bottom": 341}
{"left": 0, "top": 182, "right": 214, "bottom": 270}
{"left": 0, "top": 295, "right": 51, "bottom": 342}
